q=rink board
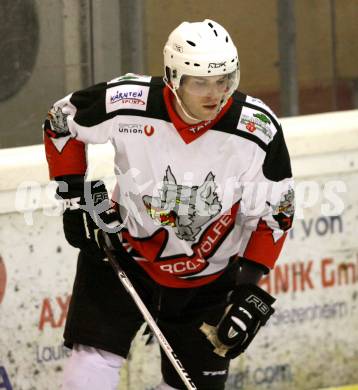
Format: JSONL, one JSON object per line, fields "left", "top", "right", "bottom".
{"left": 0, "top": 110, "right": 358, "bottom": 389}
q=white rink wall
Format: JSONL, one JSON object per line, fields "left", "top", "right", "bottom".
{"left": 0, "top": 110, "right": 358, "bottom": 390}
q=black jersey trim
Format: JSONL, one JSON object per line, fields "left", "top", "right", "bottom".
{"left": 108, "top": 76, "right": 163, "bottom": 88}
{"left": 234, "top": 131, "right": 268, "bottom": 152}
{"left": 209, "top": 96, "right": 269, "bottom": 152}
{"left": 234, "top": 91, "right": 282, "bottom": 132}
{"left": 70, "top": 77, "right": 170, "bottom": 127}
{"left": 233, "top": 93, "right": 293, "bottom": 181}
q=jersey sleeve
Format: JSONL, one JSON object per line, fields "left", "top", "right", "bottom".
{"left": 43, "top": 75, "right": 156, "bottom": 179}
{"left": 43, "top": 128, "right": 87, "bottom": 179}
{"left": 43, "top": 82, "right": 114, "bottom": 179}
{"left": 50, "top": 83, "right": 115, "bottom": 144}
{"left": 237, "top": 123, "right": 294, "bottom": 270}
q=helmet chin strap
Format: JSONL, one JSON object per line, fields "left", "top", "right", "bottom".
{"left": 173, "top": 91, "right": 205, "bottom": 123}
{"left": 164, "top": 80, "right": 203, "bottom": 122}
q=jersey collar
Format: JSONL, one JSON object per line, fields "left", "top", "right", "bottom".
{"left": 163, "top": 85, "right": 233, "bottom": 144}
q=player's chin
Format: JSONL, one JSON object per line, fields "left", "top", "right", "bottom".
{"left": 197, "top": 108, "right": 218, "bottom": 121}
{"left": 201, "top": 112, "right": 218, "bottom": 121}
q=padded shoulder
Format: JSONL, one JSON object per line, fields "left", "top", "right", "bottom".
{"left": 234, "top": 92, "right": 282, "bottom": 147}
{"left": 69, "top": 75, "right": 165, "bottom": 126}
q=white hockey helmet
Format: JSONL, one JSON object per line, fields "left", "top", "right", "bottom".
{"left": 163, "top": 19, "right": 240, "bottom": 97}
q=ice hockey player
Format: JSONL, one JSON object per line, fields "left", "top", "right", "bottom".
{"left": 44, "top": 19, "right": 294, "bottom": 390}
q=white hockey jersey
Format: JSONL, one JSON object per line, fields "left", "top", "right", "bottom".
{"left": 44, "top": 74, "right": 294, "bottom": 288}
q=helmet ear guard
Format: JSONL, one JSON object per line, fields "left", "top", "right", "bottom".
{"left": 164, "top": 66, "right": 178, "bottom": 87}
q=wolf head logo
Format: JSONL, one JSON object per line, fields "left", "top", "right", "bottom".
{"left": 143, "top": 166, "right": 222, "bottom": 241}
{"left": 268, "top": 187, "right": 295, "bottom": 231}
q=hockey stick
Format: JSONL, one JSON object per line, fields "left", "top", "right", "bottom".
{"left": 102, "top": 233, "right": 197, "bottom": 390}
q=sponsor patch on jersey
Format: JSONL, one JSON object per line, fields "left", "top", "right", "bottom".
{"left": 237, "top": 107, "right": 276, "bottom": 144}
{"left": 118, "top": 123, "right": 155, "bottom": 136}
{"left": 106, "top": 84, "right": 150, "bottom": 113}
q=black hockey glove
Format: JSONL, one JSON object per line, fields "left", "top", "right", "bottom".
{"left": 200, "top": 284, "right": 275, "bottom": 359}
{"left": 56, "top": 175, "right": 122, "bottom": 255}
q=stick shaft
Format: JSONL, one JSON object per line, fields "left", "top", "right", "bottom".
{"left": 103, "top": 243, "right": 197, "bottom": 390}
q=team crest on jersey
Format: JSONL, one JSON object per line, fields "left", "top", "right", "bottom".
{"left": 267, "top": 187, "right": 295, "bottom": 231}
{"left": 142, "top": 166, "right": 222, "bottom": 241}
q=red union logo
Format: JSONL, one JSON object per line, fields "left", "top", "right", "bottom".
{"left": 0, "top": 255, "right": 7, "bottom": 304}
{"left": 144, "top": 125, "right": 155, "bottom": 136}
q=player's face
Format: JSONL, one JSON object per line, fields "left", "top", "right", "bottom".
{"left": 177, "top": 75, "right": 230, "bottom": 122}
